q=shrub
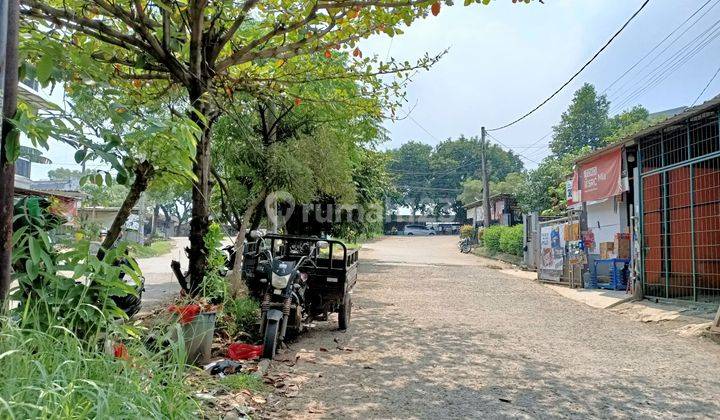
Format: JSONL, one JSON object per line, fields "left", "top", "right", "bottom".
{"left": 499, "top": 225, "right": 524, "bottom": 256}
{"left": 459, "top": 225, "right": 475, "bottom": 239}
{"left": 224, "top": 297, "right": 260, "bottom": 339}
{"left": 482, "top": 225, "right": 504, "bottom": 253}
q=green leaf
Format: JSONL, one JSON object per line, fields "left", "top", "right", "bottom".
{"left": 36, "top": 54, "right": 55, "bottom": 84}
{"left": 105, "top": 172, "right": 113, "bottom": 186}
{"left": 94, "top": 174, "right": 103, "bottom": 186}
{"left": 25, "top": 260, "right": 39, "bottom": 281}
{"left": 116, "top": 170, "right": 128, "bottom": 185}
{"left": 4, "top": 129, "right": 19, "bottom": 162}
{"left": 465, "top": 0, "right": 472, "bottom": 5}
{"left": 28, "top": 237, "right": 41, "bottom": 264}
{"left": 74, "top": 149, "right": 87, "bottom": 163}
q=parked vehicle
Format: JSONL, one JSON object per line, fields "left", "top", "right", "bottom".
{"left": 243, "top": 232, "right": 359, "bottom": 359}
{"left": 403, "top": 224, "right": 436, "bottom": 236}
{"left": 458, "top": 237, "right": 473, "bottom": 254}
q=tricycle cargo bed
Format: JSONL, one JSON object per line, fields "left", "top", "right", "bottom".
{"left": 241, "top": 234, "right": 358, "bottom": 300}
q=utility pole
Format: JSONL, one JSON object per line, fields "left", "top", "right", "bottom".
{"left": 0, "top": 0, "right": 18, "bottom": 302}
{"left": 481, "top": 127, "right": 491, "bottom": 228}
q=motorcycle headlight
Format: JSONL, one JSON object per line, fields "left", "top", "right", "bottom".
{"left": 272, "top": 273, "right": 291, "bottom": 289}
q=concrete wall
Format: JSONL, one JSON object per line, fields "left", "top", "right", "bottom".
{"left": 585, "top": 197, "right": 628, "bottom": 255}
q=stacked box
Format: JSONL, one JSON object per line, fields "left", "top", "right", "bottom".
{"left": 599, "top": 242, "right": 615, "bottom": 259}
{"left": 563, "top": 222, "right": 580, "bottom": 241}
{"left": 614, "top": 233, "right": 631, "bottom": 259}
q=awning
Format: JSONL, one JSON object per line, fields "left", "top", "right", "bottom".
{"left": 577, "top": 147, "right": 625, "bottom": 202}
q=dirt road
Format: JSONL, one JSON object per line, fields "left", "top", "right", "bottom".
{"left": 262, "top": 235, "right": 720, "bottom": 419}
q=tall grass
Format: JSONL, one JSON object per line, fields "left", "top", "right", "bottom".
{"left": 0, "top": 317, "right": 199, "bottom": 419}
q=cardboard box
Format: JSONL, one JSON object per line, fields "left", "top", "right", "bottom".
{"left": 614, "top": 233, "right": 631, "bottom": 259}
{"left": 599, "top": 242, "right": 615, "bottom": 260}
{"left": 563, "top": 222, "right": 580, "bottom": 241}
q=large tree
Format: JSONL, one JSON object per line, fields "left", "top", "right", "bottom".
{"left": 549, "top": 83, "right": 610, "bottom": 157}
{"left": 20, "top": 0, "right": 514, "bottom": 293}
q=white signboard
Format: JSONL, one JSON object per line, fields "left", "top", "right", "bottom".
{"left": 540, "top": 225, "right": 564, "bottom": 280}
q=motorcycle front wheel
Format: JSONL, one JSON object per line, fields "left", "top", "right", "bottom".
{"left": 262, "top": 319, "right": 280, "bottom": 359}
{"left": 461, "top": 242, "right": 472, "bottom": 253}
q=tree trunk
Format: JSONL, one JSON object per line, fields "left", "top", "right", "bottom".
{"left": 187, "top": 85, "right": 213, "bottom": 295}
{"left": 0, "top": 0, "right": 19, "bottom": 302}
{"left": 99, "top": 161, "right": 154, "bottom": 257}
{"left": 229, "top": 189, "right": 266, "bottom": 298}
{"left": 151, "top": 204, "right": 160, "bottom": 235}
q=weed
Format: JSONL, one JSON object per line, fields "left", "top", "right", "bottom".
{"left": 220, "top": 374, "right": 265, "bottom": 392}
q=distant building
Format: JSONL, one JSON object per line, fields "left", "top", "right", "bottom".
{"left": 464, "top": 193, "right": 521, "bottom": 227}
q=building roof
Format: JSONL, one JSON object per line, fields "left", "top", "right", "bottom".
{"left": 18, "top": 83, "right": 54, "bottom": 110}
{"left": 575, "top": 94, "right": 720, "bottom": 165}
{"left": 15, "top": 187, "right": 80, "bottom": 202}
{"left": 463, "top": 193, "right": 516, "bottom": 209}
{"left": 32, "top": 179, "right": 81, "bottom": 192}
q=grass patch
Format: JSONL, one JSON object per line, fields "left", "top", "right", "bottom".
{"left": 220, "top": 374, "right": 266, "bottom": 392}
{"left": 131, "top": 240, "right": 174, "bottom": 258}
{"left": 473, "top": 246, "right": 524, "bottom": 266}
{"left": 0, "top": 318, "right": 198, "bottom": 418}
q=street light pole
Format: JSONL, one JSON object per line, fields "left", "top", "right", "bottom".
{"left": 0, "top": 0, "right": 18, "bottom": 301}
{"left": 481, "top": 127, "right": 491, "bottom": 228}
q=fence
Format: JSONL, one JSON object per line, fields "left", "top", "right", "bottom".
{"left": 532, "top": 213, "right": 582, "bottom": 286}
{"left": 639, "top": 107, "right": 720, "bottom": 302}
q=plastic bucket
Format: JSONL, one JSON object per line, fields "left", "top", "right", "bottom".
{"left": 182, "top": 311, "right": 216, "bottom": 365}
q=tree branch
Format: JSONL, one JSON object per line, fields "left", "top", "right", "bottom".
{"left": 210, "top": 0, "right": 260, "bottom": 64}
{"left": 20, "top": 0, "right": 149, "bottom": 51}
{"left": 216, "top": 4, "right": 322, "bottom": 73}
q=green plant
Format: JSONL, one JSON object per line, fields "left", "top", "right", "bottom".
{"left": 482, "top": 226, "right": 504, "bottom": 253}
{"left": 459, "top": 225, "right": 475, "bottom": 239}
{"left": 224, "top": 297, "right": 260, "bottom": 339}
{"left": 0, "top": 316, "right": 198, "bottom": 418}
{"left": 220, "top": 374, "right": 265, "bottom": 393}
{"left": 11, "top": 197, "right": 142, "bottom": 339}
{"left": 201, "top": 223, "right": 228, "bottom": 303}
{"left": 499, "top": 225, "right": 524, "bottom": 256}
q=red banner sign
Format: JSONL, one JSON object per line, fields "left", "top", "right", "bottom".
{"left": 579, "top": 148, "right": 624, "bottom": 202}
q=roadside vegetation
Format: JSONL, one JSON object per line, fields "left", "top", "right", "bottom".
{"left": 130, "top": 239, "right": 174, "bottom": 259}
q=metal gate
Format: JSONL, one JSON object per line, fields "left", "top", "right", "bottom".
{"left": 639, "top": 108, "right": 720, "bottom": 302}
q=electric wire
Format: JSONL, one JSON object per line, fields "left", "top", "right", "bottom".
{"left": 603, "top": 0, "right": 718, "bottom": 96}
{"left": 486, "top": 0, "right": 651, "bottom": 132}
{"left": 691, "top": 63, "right": 720, "bottom": 106}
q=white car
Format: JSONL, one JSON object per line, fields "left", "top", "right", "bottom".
{"left": 403, "top": 225, "right": 436, "bottom": 236}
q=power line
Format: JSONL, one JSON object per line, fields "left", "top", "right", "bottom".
{"left": 691, "top": 63, "right": 720, "bottom": 106}
{"left": 486, "top": 132, "right": 541, "bottom": 165}
{"left": 603, "top": 0, "right": 718, "bottom": 96}
{"left": 408, "top": 115, "right": 442, "bottom": 143}
{"left": 609, "top": 16, "right": 720, "bottom": 113}
{"left": 487, "top": 0, "right": 651, "bottom": 132}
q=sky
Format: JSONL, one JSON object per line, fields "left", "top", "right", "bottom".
{"left": 25, "top": 0, "right": 720, "bottom": 179}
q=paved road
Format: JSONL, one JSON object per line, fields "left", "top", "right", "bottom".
{"left": 136, "top": 237, "right": 188, "bottom": 310}
{"left": 263, "top": 235, "right": 720, "bottom": 419}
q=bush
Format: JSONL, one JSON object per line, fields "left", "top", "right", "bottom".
{"left": 459, "top": 225, "right": 475, "bottom": 239}
{"left": 482, "top": 225, "right": 504, "bottom": 253}
{"left": 499, "top": 225, "right": 524, "bottom": 256}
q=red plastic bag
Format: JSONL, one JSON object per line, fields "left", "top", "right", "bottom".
{"left": 168, "top": 304, "right": 201, "bottom": 324}
{"left": 113, "top": 343, "right": 129, "bottom": 360}
{"left": 227, "top": 343, "right": 264, "bottom": 360}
